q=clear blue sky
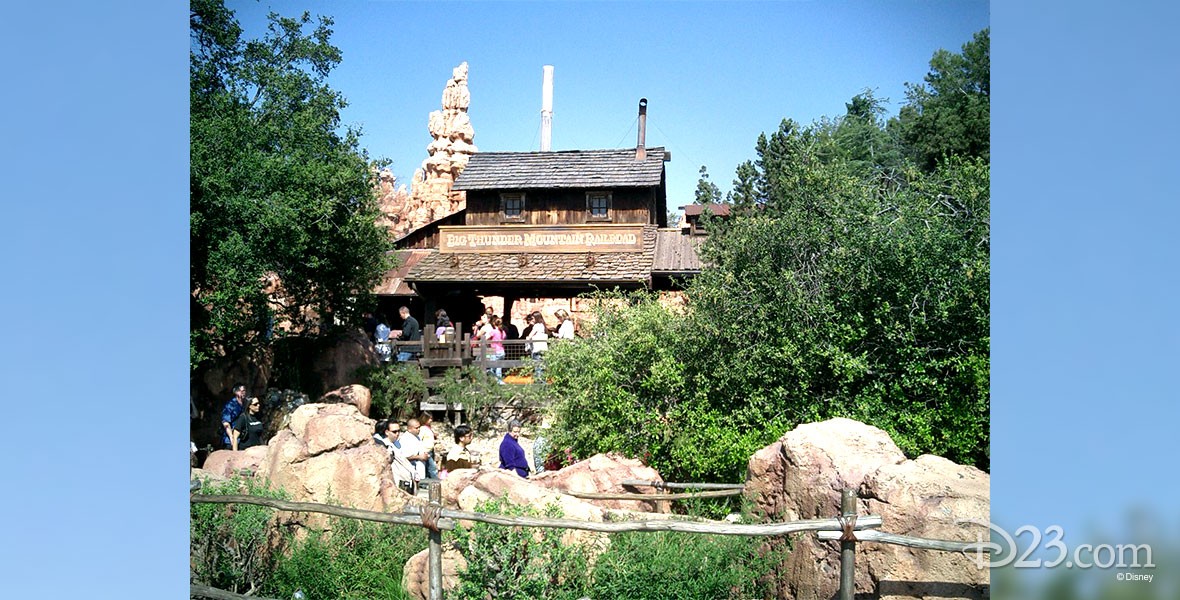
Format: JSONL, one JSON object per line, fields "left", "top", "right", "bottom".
{"left": 225, "top": 0, "right": 989, "bottom": 209}
{"left": 3, "top": 1, "right": 1180, "bottom": 597}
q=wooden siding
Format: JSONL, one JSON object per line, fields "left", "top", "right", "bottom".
{"left": 465, "top": 188, "right": 659, "bottom": 227}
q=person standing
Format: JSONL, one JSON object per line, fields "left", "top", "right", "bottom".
{"left": 231, "top": 396, "right": 265, "bottom": 451}
{"left": 220, "top": 384, "right": 247, "bottom": 449}
{"left": 498, "top": 419, "right": 530, "bottom": 478}
{"left": 399, "top": 418, "right": 430, "bottom": 480}
{"left": 485, "top": 316, "right": 507, "bottom": 382}
{"left": 526, "top": 311, "right": 549, "bottom": 382}
{"left": 374, "top": 421, "right": 416, "bottom": 494}
{"left": 554, "top": 309, "right": 575, "bottom": 339}
{"left": 417, "top": 412, "right": 441, "bottom": 479}
{"left": 394, "top": 306, "right": 421, "bottom": 362}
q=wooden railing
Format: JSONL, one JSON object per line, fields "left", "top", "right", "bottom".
{"left": 190, "top": 482, "right": 991, "bottom": 600}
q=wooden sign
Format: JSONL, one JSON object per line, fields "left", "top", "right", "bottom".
{"left": 439, "top": 225, "right": 645, "bottom": 254}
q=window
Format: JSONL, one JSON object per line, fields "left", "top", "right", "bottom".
{"left": 586, "top": 191, "right": 612, "bottom": 221}
{"left": 500, "top": 193, "right": 525, "bottom": 222}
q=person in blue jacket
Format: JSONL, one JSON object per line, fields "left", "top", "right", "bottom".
{"left": 498, "top": 419, "right": 530, "bottom": 478}
{"left": 220, "top": 384, "right": 247, "bottom": 449}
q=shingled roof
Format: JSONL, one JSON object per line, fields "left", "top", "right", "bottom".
{"left": 652, "top": 229, "right": 704, "bottom": 274}
{"left": 451, "top": 147, "right": 668, "bottom": 191}
{"left": 407, "top": 226, "right": 659, "bottom": 283}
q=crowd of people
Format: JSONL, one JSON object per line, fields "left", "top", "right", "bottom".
{"left": 207, "top": 304, "right": 579, "bottom": 487}
{"left": 214, "top": 379, "right": 551, "bottom": 495}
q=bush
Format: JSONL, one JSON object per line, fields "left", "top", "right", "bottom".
{"left": 357, "top": 363, "right": 427, "bottom": 419}
{"left": 591, "top": 530, "right": 782, "bottom": 600}
{"left": 449, "top": 497, "right": 591, "bottom": 600}
{"left": 265, "top": 516, "right": 426, "bottom": 600}
{"left": 190, "top": 477, "right": 289, "bottom": 595}
{"left": 437, "top": 365, "right": 548, "bottom": 433}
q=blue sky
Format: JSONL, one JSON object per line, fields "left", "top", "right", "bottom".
{"left": 4, "top": 1, "right": 1180, "bottom": 597}
{"left": 224, "top": 0, "right": 989, "bottom": 209}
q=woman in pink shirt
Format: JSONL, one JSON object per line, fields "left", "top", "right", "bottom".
{"left": 487, "top": 316, "right": 506, "bottom": 382}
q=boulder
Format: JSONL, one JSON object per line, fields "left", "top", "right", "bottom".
{"left": 201, "top": 446, "right": 269, "bottom": 479}
{"left": 451, "top": 469, "right": 606, "bottom": 548}
{"left": 745, "top": 418, "right": 989, "bottom": 600}
{"left": 311, "top": 329, "right": 378, "bottom": 393}
{"left": 260, "top": 403, "right": 401, "bottom": 513}
{"left": 862, "top": 455, "right": 990, "bottom": 600}
{"left": 530, "top": 453, "right": 672, "bottom": 513}
{"left": 319, "top": 384, "right": 372, "bottom": 418}
{"left": 402, "top": 542, "right": 468, "bottom": 600}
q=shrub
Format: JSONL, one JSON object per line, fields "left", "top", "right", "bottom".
{"left": 190, "top": 477, "right": 288, "bottom": 595}
{"left": 265, "top": 516, "right": 426, "bottom": 600}
{"left": 437, "top": 365, "right": 548, "bottom": 433}
{"left": 449, "top": 497, "right": 591, "bottom": 600}
{"left": 357, "top": 363, "right": 427, "bottom": 419}
{"left": 591, "top": 529, "right": 783, "bottom": 600}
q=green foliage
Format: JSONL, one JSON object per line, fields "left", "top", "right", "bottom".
{"left": 190, "top": 0, "right": 394, "bottom": 370}
{"left": 437, "top": 365, "right": 548, "bottom": 433}
{"left": 449, "top": 497, "right": 591, "bottom": 600}
{"left": 692, "top": 127, "right": 990, "bottom": 469}
{"left": 893, "top": 28, "right": 990, "bottom": 171}
{"left": 591, "top": 530, "right": 782, "bottom": 600}
{"left": 357, "top": 363, "right": 427, "bottom": 420}
{"left": 190, "top": 477, "right": 289, "bottom": 594}
{"left": 694, "top": 165, "right": 722, "bottom": 205}
{"left": 543, "top": 30, "right": 990, "bottom": 477}
{"left": 265, "top": 516, "right": 426, "bottom": 600}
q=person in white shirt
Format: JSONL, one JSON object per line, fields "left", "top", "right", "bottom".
{"left": 554, "top": 309, "right": 575, "bottom": 339}
{"left": 417, "top": 412, "right": 441, "bottom": 478}
{"left": 373, "top": 420, "right": 416, "bottom": 494}
{"left": 398, "top": 418, "right": 430, "bottom": 480}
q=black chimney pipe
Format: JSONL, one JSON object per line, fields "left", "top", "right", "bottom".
{"left": 636, "top": 98, "right": 647, "bottom": 161}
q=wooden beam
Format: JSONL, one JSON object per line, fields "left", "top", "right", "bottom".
{"left": 565, "top": 488, "right": 744, "bottom": 501}
{"left": 817, "top": 529, "right": 994, "bottom": 554}
{"left": 620, "top": 479, "right": 745, "bottom": 491}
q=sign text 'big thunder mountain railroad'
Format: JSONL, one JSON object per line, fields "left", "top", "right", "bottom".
{"left": 439, "top": 225, "right": 645, "bottom": 254}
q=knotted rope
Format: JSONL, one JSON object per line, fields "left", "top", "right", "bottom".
{"left": 420, "top": 504, "right": 442, "bottom": 533}
{"left": 836, "top": 513, "right": 858, "bottom": 542}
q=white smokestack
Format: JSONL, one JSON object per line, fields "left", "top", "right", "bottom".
{"left": 541, "top": 65, "right": 554, "bottom": 151}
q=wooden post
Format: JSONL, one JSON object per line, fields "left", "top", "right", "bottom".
{"left": 839, "top": 489, "right": 856, "bottom": 600}
{"left": 428, "top": 482, "right": 443, "bottom": 600}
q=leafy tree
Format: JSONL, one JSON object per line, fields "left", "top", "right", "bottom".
{"left": 894, "top": 28, "right": 990, "bottom": 171}
{"left": 190, "top": 0, "right": 393, "bottom": 370}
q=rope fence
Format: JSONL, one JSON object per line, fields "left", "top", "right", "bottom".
{"left": 190, "top": 483, "right": 991, "bottom": 600}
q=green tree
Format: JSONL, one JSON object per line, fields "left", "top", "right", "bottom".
{"left": 694, "top": 165, "right": 722, "bottom": 205}
{"left": 190, "top": 0, "right": 393, "bottom": 370}
{"left": 894, "top": 28, "right": 990, "bottom": 171}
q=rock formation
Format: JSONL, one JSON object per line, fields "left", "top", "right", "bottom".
{"left": 310, "top": 329, "right": 379, "bottom": 395}
{"left": 318, "top": 383, "right": 372, "bottom": 418}
{"left": 376, "top": 62, "right": 477, "bottom": 240}
{"left": 195, "top": 403, "right": 412, "bottom": 514}
{"left": 745, "top": 417, "right": 990, "bottom": 600}
{"left": 529, "top": 452, "right": 672, "bottom": 513}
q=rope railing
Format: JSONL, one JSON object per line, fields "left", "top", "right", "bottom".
{"left": 191, "top": 484, "right": 990, "bottom": 600}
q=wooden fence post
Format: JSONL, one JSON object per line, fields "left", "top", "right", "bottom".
{"left": 839, "top": 488, "right": 857, "bottom": 600}
{"left": 428, "top": 482, "right": 443, "bottom": 600}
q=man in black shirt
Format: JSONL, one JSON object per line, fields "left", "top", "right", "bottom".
{"left": 394, "top": 306, "right": 421, "bottom": 362}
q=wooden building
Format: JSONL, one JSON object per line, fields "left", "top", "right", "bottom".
{"left": 377, "top": 104, "right": 703, "bottom": 329}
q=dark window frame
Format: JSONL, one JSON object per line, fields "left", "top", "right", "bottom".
{"left": 586, "top": 190, "right": 612, "bottom": 222}
{"left": 500, "top": 192, "right": 526, "bottom": 223}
